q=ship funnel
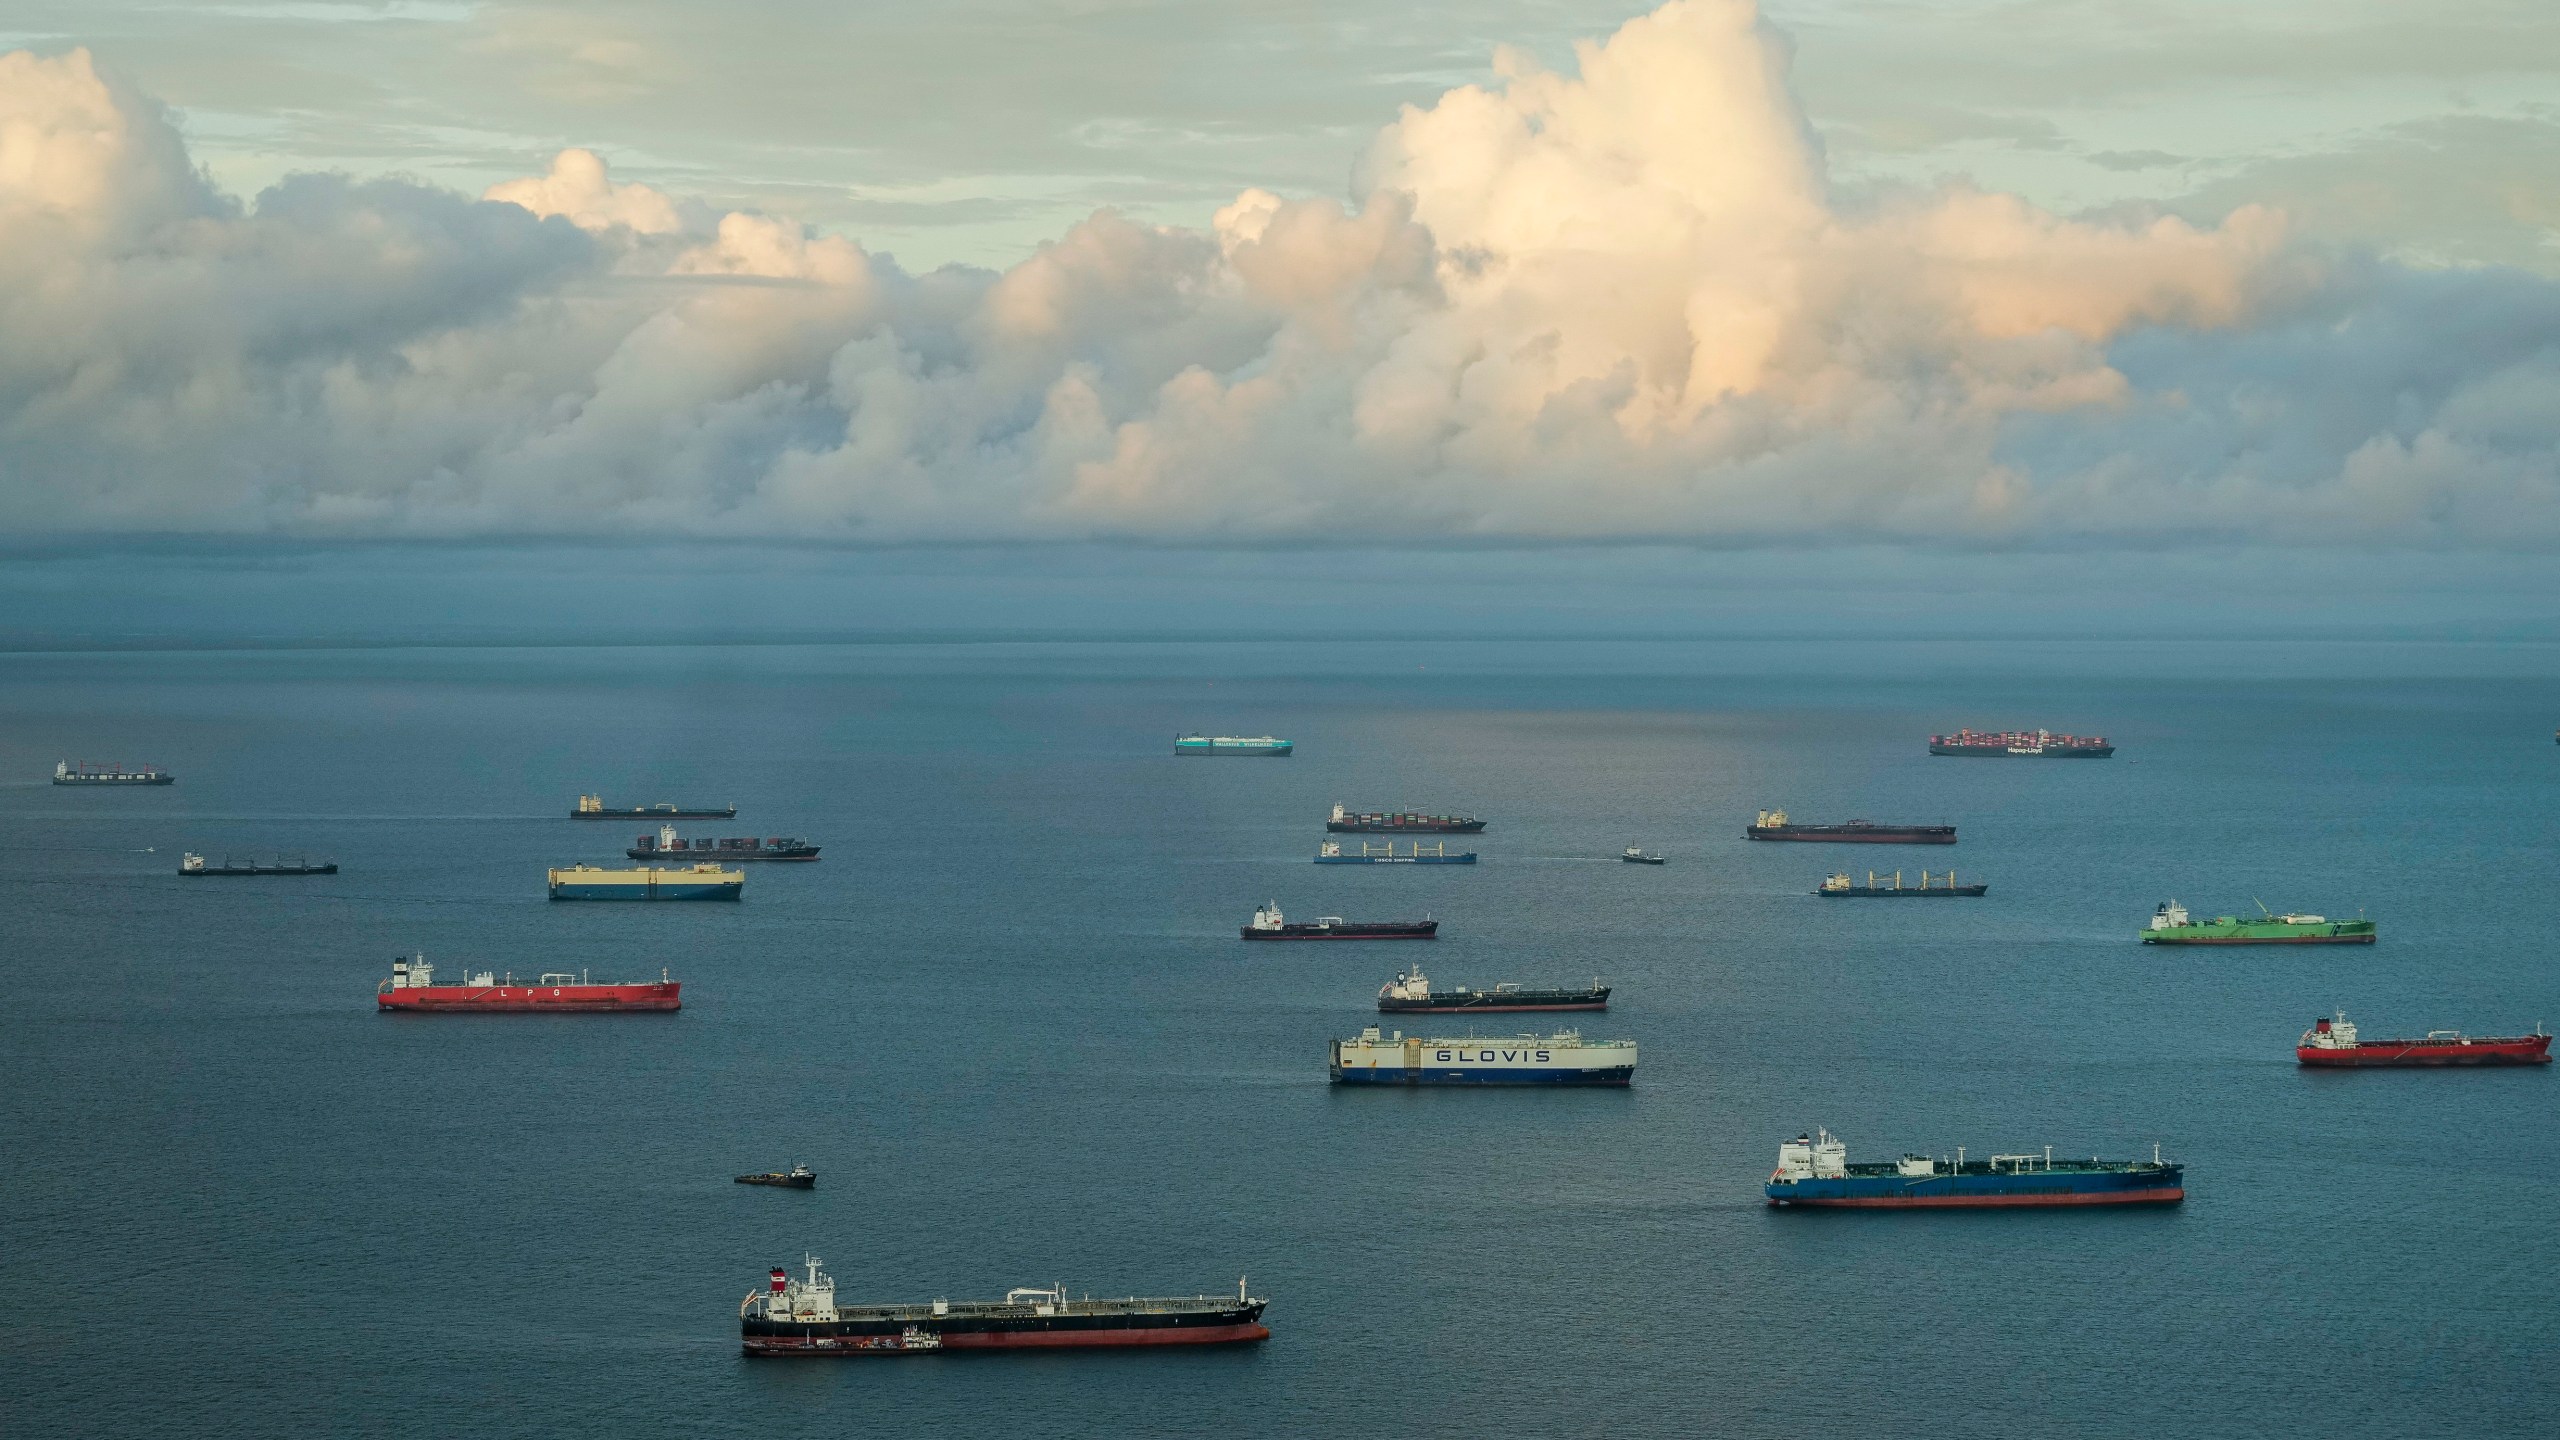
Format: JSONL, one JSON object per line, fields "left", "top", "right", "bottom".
{"left": 769, "top": 1268, "right": 788, "bottom": 1293}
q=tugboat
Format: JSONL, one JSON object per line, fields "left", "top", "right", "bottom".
{"left": 1315, "top": 840, "right": 1477, "bottom": 865}
{"left": 2296, "top": 1013, "right": 2552, "bottom": 1067}
{"left": 54, "top": 761, "right": 174, "bottom": 786}
{"left": 2142, "top": 900, "right": 2375, "bottom": 944}
{"left": 1241, "top": 902, "right": 1437, "bottom": 940}
{"left": 741, "top": 1256, "right": 1269, "bottom": 1354}
{"left": 1621, "top": 846, "right": 1665, "bottom": 864}
{"left": 1817, "top": 870, "right": 1985, "bottom": 897}
{"left": 1377, "top": 969, "right": 1609, "bottom": 1013}
{"left": 1765, "top": 1130, "right": 2184, "bottom": 1207}
{"left": 1326, "top": 804, "right": 1486, "bottom": 833}
{"left": 1747, "top": 810, "right": 1956, "bottom": 844}
{"left": 179, "top": 853, "right": 337, "bottom": 876}
{"left": 737, "top": 1164, "right": 819, "bottom": 1188}
{"left": 572, "top": 794, "right": 736, "bottom": 820}
{"left": 630, "top": 825, "right": 819, "bottom": 862}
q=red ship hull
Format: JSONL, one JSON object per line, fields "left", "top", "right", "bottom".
{"left": 1774, "top": 1189, "right": 2185, "bottom": 1209}
{"left": 378, "top": 982, "right": 680, "bottom": 1012}
{"left": 2298, "top": 1036, "right": 2550, "bottom": 1066}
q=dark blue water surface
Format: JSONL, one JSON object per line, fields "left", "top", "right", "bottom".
{"left": 4, "top": 639, "right": 2556, "bottom": 1437}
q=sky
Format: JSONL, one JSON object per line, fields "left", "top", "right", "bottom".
{"left": 1, "top": 0, "right": 2556, "bottom": 565}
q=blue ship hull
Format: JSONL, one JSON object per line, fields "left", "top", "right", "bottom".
{"left": 1332, "top": 1065, "right": 1632, "bottom": 1085}
{"left": 1314, "top": 855, "right": 1477, "bottom": 865}
{"left": 548, "top": 882, "right": 741, "bottom": 901}
{"left": 1767, "top": 1166, "right": 2183, "bottom": 1207}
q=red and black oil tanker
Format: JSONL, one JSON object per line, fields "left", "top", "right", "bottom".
{"left": 742, "top": 1257, "right": 1269, "bottom": 1355}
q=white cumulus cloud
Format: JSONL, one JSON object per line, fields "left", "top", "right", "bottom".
{"left": 1, "top": 2, "right": 2556, "bottom": 546}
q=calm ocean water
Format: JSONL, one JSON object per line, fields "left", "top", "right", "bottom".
{"left": 3, "top": 638, "right": 2555, "bottom": 1437}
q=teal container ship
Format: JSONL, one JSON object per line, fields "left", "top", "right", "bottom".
{"left": 1765, "top": 1130, "right": 2184, "bottom": 1208}
{"left": 1174, "top": 734, "right": 1292, "bottom": 757}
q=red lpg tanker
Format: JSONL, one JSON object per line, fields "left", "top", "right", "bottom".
{"left": 375, "top": 955, "right": 680, "bottom": 1012}
{"left": 2297, "top": 1013, "right": 2551, "bottom": 1067}
{"left": 742, "top": 1256, "right": 1269, "bottom": 1355}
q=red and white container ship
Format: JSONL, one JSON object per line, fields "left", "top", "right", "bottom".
{"left": 375, "top": 955, "right": 680, "bottom": 1012}
{"left": 2297, "top": 1012, "right": 2550, "bottom": 1067}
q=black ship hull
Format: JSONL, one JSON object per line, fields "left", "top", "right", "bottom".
{"left": 574, "top": 807, "right": 735, "bottom": 820}
{"left": 1929, "top": 744, "right": 2113, "bottom": 758}
{"left": 1748, "top": 825, "right": 1956, "bottom": 844}
{"left": 735, "top": 1173, "right": 817, "bottom": 1188}
{"left": 181, "top": 864, "right": 337, "bottom": 876}
{"left": 1243, "top": 921, "right": 1438, "bottom": 940}
{"left": 1817, "top": 885, "right": 1986, "bottom": 897}
{"left": 632, "top": 846, "right": 819, "bottom": 862}
{"left": 1381, "top": 987, "right": 1608, "bottom": 1013}
{"left": 56, "top": 776, "right": 175, "bottom": 786}
{"left": 743, "top": 1301, "right": 1269, "bottom": 1355}
{"left": 1326, "top": 821, "right": 1487, "bottom": 833}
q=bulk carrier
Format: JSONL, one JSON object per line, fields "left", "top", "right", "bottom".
{"left": 1242, "top": 903, "right": 1436, "bottom": 940}
{"left": 180, "top": 853, "right": 336, "bottom": 876}
{"left": 1316, "top": 841, "right": 1476, "bottom": 864}
{"left": 1325, "top": 804, "right": 1486, "bottom": 834}
{"left": 1377, "top": 969, "right": 1609, "bottom": 1013}
{"left": 741, "top": 1256, "right": 1269, "bottom": 1355}
{"left": 1817, "top": 870, "right": 1984, "bottom": 897}
{"left": 2142, "top": 901, "right": 2374, "bottom": 944}
{"left": 1747, "top": 810, "right": 1956, "bottom": 845}
{"left": 376, "top": 956, "right": 680, "bottom": 1012}
{"left": 2297, "top": 1013, "right": 2551, "bottom": 1067}
{"left": 54, "top": 761, "right": 174, "bottom": 786}
{"left": 1929, "top": 728, "right": 2114, "bottom": 758}
{"left": 1764, "top": 1130, "right": 2184, "bottom": 1208}
{"left": 629, "top": 825, "right": 818, "bottom": 862}
{"left": 1329, "top": 1026, "right": 1635, "bottom": 1084}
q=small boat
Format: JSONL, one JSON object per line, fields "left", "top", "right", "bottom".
{"left": 1621, "top": 847, "right": 1665, "bottom": 864}
{"left": 1817, "top": 870, "right": 1985, "bottom": 897}
{"left": 736, "top": 1165, "right": 818, "bottom": 1189}
{"left": 180, "top": 853, "right": 338, "bottom": 876}
{"left": 2297, "top": 1013, "right": 2551, "bottom": 1067}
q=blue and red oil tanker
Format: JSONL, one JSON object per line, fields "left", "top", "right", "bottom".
{"left": 1764, "top": 1129, "right": 2184, "bottom": 1208}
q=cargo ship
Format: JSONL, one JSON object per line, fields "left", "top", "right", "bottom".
{"left": 1747, "top": 810, "right": 1956, "bottom": 844}
{"left": 2297, "top": 1013, "right": 2551, "bottom": 1067}
{"left": 629, "top": 825, "right": 818, "bottom": 862}
{"left": 1817, "top": 870, "right": 1985, "bottom": 897}
{"left": 54, "top": 761, "right": 174, "bottom": 786}
{"left": 1622, "top": 846, "right": 1665, "bottom": 864}
{"left": 741, "top": 1256, "right": 1269, "bottom": 1355}
{"left": 1765, "top": 1129, "right": 2183, "bottom": 1208}
{"left": 1929, "top": 728, "right": 2114, "bottom": 758}
{"left": 1377, "top": 969, "right": 1609, "bottom": 1013}
{"left": 547, "top": 863, "right": 743, "bottom": 900}
{"left": 2142, "top": 900, "right": 2374, "bottom": 944}
{"left": 572, "top": 794, "right": 735, "bottom": 819}
{"left": 180, "top": 853, "right": 337, "bottom": 876}
{"left": 1316, "top": 841, "right": 1476, "bottom": 864}
{"left": 1242, "top": 902, "right": 1437, "bottom": 940}
{"left": 1326, "top": 804, "right": 1485, "bottom": 833}
{"left": 1329, "top": 1025, "right": 1635, "bottom": 1084}
{"left": 737, "top": 1165, "right": 818, "bottom": 1188}
{"left": 1173, "top": 734, "right": 1291, "bottom": 757}
{"left": 376, "top": 955, "right": 680, "bottom": 1012}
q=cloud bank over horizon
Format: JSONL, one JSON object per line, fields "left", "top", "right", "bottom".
{"left": 4, "top": 1, "right": 2556, "bottom": 547}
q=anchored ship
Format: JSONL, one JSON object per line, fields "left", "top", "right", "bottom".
{"left": 2142, "top": 900, "right": 2374, "bottom": 944}
{"left": 1173, "top": 734, "right": 1292, "bottom": 757}
{"left": 1748, "top": 810, "right": 1956, "bottom": 844}
{"left": 1377, "top": 969, "right": 1608, "bottom": 1014}
{"left": 54, "top": 761, "right": 174, "bottom": 786}
{"left": 741, "top": 1256, "right": 1269, "bottom": 1355}
{"left": 180, "top": 853, "right": 336, "bottom": 876}
{"left": 1242, "top": 902, "right": 1436, "bottom": 940}
{"left": 737, "top": 1165, "right": 818, "bottom": 1189}
{"left": 1326, "top": 804, "right": 1485, "bottom": 833}
{"left": 547, "top": 863, "right": 743, "bottom": 900}
{"left": 1765, "top": 1129, "right": 2184, "bottom": 1208}
{"left": 1316, "top": 840, "right": 1477, "bottom": 864}
{"left": 1329, "top": 1025, "right": 1635, "bottom": 1085}
{"left": 572, "top": 794, "right": 735, "bottom": 820}
{"left": 1818, "top": 869, "right": 1985, "bottom": 897}
{"left": 376, "top": 955, "right": 680, "bottom": 1012}
{"left": 1621, "top": 846, "right": 1665, "bottom": 864}
{"left": 1929, "top": 728, "right": 2114, "bottom": 758}
{"left": 2297, "top": 1013, "right": 2551, "bottom": 1067}
{"left": 629, "top": 825, "right": 819, "bottom": 862}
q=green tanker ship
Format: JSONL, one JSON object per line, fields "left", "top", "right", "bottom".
{"left": 2141, "top": 900, "right": 2375, "bottom": 945}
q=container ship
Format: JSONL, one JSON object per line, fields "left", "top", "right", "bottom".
{"left": 2142, "top": 901, "right": 2374, "bottom": 944}
{"left": 1242, "top": 902, "right": 1436, "bottom": 940}
{"left": 1747, "top": 810, "right": 1955, "bottom": 844}
{"left": 1765, "top": 1129, "right": 2183, "bottom": 1208}
{"left": 1377, "top": 969, "right": 1608, "bottom": 1014}
{"left": 1316, "top": 841, "right": 1476, "bottom": 865}
{"left": 741, "top": 1256, "right": 1269, "bottom": 1355}
{"left": 180, "top": 853, "right": 336, "bottom": 876}
{"left": 1329, "top": 1025, "right": 1635, "bottom": 1084}
{"left": 1325, "top": 804, "right": 1486, "bottom": 834}
{"left": 54, "top": 761, "right": 174, "bottom": 786}
{"left": 572, "top": 794, "right": 735, "bottom": 819}
{"left": 1929, "top": 728, "right": 2114, "bottom": 758}
{"left": 1173, "top": 734, "right": 1291, "bottom": 757}
{"left": 1817, "top": 870, "right": 1985, "bottom": 897}
{"left": 629, "top": 825, "right": 818, "bottom": 862}
{"left": 376, "top": 956, "right": 680, "bottom": 1012}
{"left": 2297, "top": 1013, "right": 2551, "bottom": 1067}
{"left": 547, "top": 863, "right": 743, "bottom": 900}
